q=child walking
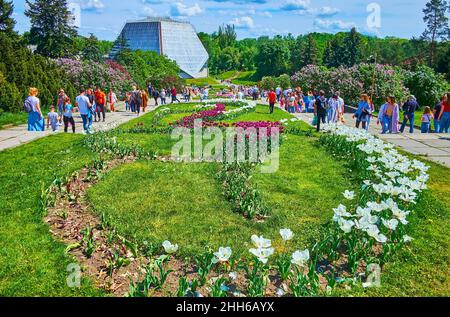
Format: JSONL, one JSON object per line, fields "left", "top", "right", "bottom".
{"left": 47, "top": 106, "right": 60, "bottom": 132}
{"left": 421, "top": 106, "right": 434, "bottom": 133}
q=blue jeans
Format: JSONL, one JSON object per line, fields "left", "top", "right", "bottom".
{"left": 421, "top": 122, "right": 430, "bottom": 133}
{"left": 81, "top": 114, "right": 92, "bottom": 132}
{"left": 434, "top": 119, "right": 440, "bottom": 133}
{"left": 383, "top": 116, "right": 393, "bottom": 134}
{"left": 400, "top": 113, "right": 415, "bottom": 133}
{"left": 440, "top": 112, "right": 450, "bottom": 133}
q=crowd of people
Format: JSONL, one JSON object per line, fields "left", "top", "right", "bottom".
{"left": 25, "top": 86, "right": 117, "bottom": 134}
{"left": 24, "top": 81, "right": 450, "bottom": 136}
{"left": 231, "top": 83, "right": 450, "bottom": 135}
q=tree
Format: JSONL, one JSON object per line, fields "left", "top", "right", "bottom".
{"left": 300, "top": 34, "right": 320, "bottom": 67}
{"left": 255, "top": 39, "right": 290, "bottom": 77}
{"left": 217, "top": 24, "right": 236, "bottom": 49}
{"left": 323, "top": 35, "right": 349, "bottom": 68}
{"left": 0, "top": 0, "right": 15, "bottom": 35}
{"left": 82, "top": 33, "right": 103, "bottom": 62}
{"left": 25, "top": 0, "right": 77, "bottom": 58}
{"left": 342, "top": 27, "right": 362, "bottom": 67}
{"left": 421, "top": 0, "right": 450, "bottom": 66}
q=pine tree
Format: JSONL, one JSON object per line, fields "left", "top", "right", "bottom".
{"left": 300, "top": 34, "right": 320, "bottom": 66}
{"left": 421, "top": 0, "right": 449, "bottom": 66}
{"left": 0, "top": 0, "right": 15, "bottom": 35}
{"left": 323, "top": 38, "right": 344, "bottom": 68}
{"left": 82, "top": 33, "right": 103, "bottom": 62}
{"left": 342, "top": 27, "right": 362, "bottom": 67}
{"left": 25, "top": 0, "right": 77, "bottom": 58}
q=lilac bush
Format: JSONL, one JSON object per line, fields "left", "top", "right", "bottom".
{"left": 291, "top": 64, "right": 410, "bottom": 108}
{"left": 56, "top": 58, "right": 134, "bottom": 94}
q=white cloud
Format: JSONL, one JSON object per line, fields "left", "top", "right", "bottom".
{"left": 77, "top": 0, "right": 105, "bottom": 12}
{"left": 280, "top": 0, "right": 310, "bottom": 11}
{"left": 171, "top": 2, "right": 203, "bottom": 17}
{"left": 316, "top": 6, "right": 340, "bottom": 18}
{"left": 313, "top": 19, "right": 356, "bottom": 32}
{"left": 229, "top": 16, "right": 255, "bottom": 29}
{"left": 142, "top": 6, "right": 158, "bottom": 17}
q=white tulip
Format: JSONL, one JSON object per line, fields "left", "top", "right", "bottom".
{"left": 213, "top": 247, "right": 232, "bottom": 263}
{"left": 251, "top": 235, "right": 272, "bottom": 248}
{"left": 249, "top": 247, "right": 274, "bottom": 264}
{"left": 403, "top": 235, "right": 413, "bottom": 243}
{"left": 343, "top": 190, "right": 355, "bottom": 200}
{"left": 291, "top": 249, "right": 310, "bottom": 267}
{"left": 162, "top": 240, "right": 178, "bottom": 254}
{"left": 279, "top": 228, "right": 294, "bottom": 241}
{"left": 382, "top": 218, "right": 399, "bottom": 231}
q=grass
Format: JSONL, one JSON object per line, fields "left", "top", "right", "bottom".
{"left": 1, "top": 99, "right": 449, "bottom": 297}
{"left": 185, "top": 77, "right": 219, "bottom": 86}
{"left": 0, "top": 111, "right": 28, "bottom": 129}
{"left": 86, "top": 132, "right": 354, "bottom": 257}
{"left": 0, "top": 134, "right": 103, "bottom": 296}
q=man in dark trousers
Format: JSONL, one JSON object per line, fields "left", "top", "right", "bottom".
{"left": 267, "top": 88, "right": 277, "bottom": 114}
{"left": 314, "top": 90, "right": 327, "bottom": 132}
{"left": 400, "top": 95, "right": 420, "bottom": 133}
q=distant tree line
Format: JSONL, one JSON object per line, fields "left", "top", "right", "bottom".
{"left": 198, "top": 1, "right": 449, "bottom": 80}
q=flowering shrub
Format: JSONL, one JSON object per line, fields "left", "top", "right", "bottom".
{"left": 56, "top": 58, "right": 134, "bottom": 94}
{"left": 291, "top": 64, "right": 410, "bottom": 108}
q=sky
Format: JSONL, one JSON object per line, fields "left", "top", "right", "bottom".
{"left": 12, "top": 0, "right": 432, "bottom": 41}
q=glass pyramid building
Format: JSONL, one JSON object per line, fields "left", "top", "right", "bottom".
{"left": 111, "top": 17, "right": 209, "bottom": 79}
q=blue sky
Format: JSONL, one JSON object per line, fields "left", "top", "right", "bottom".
{"left": 12, "top": 0, "right": 431, "bottom": 41}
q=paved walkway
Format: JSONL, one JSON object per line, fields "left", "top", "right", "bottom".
{"left": 292, "top": 111, "right": 450, "bottom": 168}
{"left": 0, "top": 101, "right": 157, "bottom": 152}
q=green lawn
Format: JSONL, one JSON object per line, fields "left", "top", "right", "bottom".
{"left": 0, "top": 111, "right": 28, "bottom": 129}
{"left": 0, "top": 100, "right": 449, "bottom": 297}
{"left": 86, "top": 131, "right": 355, "bottom": 258}
{"left": 0, "top": 134, "right": 103, "bottom": 296}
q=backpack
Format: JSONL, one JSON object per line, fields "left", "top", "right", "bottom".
{"left": 23, "top": 97, "right": 33, "bottom": 113}
{"left": 132, "top": 90, "right": 142, "bottom": 104}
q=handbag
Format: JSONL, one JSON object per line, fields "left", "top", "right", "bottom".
{"left": 312, "top": 115, "right": 318, "bottom": 126}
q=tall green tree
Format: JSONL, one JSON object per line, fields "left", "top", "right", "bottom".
{"left": 25, "top": 0, "right": 77, "bottom": 58}
{"left": 255, "top": 39, "right": 290, "bottom": 77}
{"left": 82, "top": 33, "right": 103, "bottom": 62}
{"left": 217, "top": 24, "right": 236, "bottom": 49}
{"left": 0, "top": 0, "right": 15, "bottom": 35}
{"left": 300, "top": 34, "right": 320, "bottom": 66}
{"left": 342, "top": 27, "right": 362, "bottom": 67}
{"left": 421, "top": 0, "right": 449, "bottom": 66}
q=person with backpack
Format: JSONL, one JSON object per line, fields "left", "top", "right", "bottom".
{"left": 131, "top": 86, "right": 142, "bottom": 115}
{"left": 314, "top": 90, "right": 327, "bottom": 132}
{"left": 94, "top": 88, "right": 106, "bottom": 122}
{"left": 25, "top": 87, "right": 45, "bottom": 131}
{"left": 153, "top": 89, "right": 160, "bottom": 106}
{"left": 400, "top": 95, "right": 420, "bottom": 133}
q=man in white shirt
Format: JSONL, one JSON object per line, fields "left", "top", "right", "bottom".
{"left": 75, "top": 89, "right": 92, "bottom": 134}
